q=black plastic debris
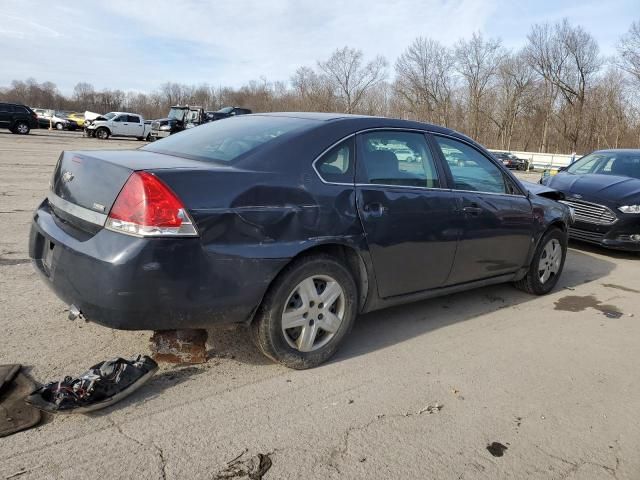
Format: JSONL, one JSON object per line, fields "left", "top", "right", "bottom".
{"left": 0, "top": 364, "right": 42, "bottom": 437}
{"left": 486, "top": 442, "right": 508, "bottom": 457}
{"left": 26, "top": 355, "right": 158, "bottom": 414}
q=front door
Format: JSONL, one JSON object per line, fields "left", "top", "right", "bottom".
{"left": 355, "top": 130, "right": 461, "bottom": 298}
{"left": 432, "top": 135, "right": 534, "bottom": 285}
{"left": 111, "top": 115, "right": 128, "bottom": 136}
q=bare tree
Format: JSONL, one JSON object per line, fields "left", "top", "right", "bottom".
{"left": 318, "top": 47, "right": 387, "bottom": 113}
{"left": 455, "top": 32, "right": 504, "bottom": 139}
{"left": 525, "top": 19, "right": 602, "bottom": 151}
{"left": 395, "top": 37, "right": 454, "bottom": 125}
{"left": 618, "top": 20, "right": 640, "bottom": 84}
{"left": 490, "top": 52, "right": 535, "bottom": 149}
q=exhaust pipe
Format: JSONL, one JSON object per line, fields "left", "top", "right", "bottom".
{"left": 68, "top": 304, "right": 83, "bottom": 321}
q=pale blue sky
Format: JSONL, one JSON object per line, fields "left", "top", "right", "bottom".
{"left": 1, "top": 0, "right": 638, "bottom": 94}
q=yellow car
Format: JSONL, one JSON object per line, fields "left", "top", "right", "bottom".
{"left": 65, "top": 112, "right": 85, "bottom": 127}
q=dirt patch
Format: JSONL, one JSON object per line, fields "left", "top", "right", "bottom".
{"left": 554, "top": 295, "right": 623, "bottom": 318}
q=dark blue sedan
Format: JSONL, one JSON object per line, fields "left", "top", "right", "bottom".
{"left": 29, "top": 113, "right": 572, "bottom": 368}
{"left": 541, "top": 149, "right": 640, "bottom": 252}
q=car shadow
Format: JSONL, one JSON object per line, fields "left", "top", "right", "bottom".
{"left": 88, "top": 363, "right": 211, "bottom": 416}
{"left": 331, "top": 247, "right": 616, "bottom": 365}
{"left": 568, "top": 239, "right": 639, "bottom": 261}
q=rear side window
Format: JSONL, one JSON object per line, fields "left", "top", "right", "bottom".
{"left": 434, "top": 136, "right": 507, "bottom": 194}
{"left": 142, "top": 115, "right": 317, "bottom": 163}
{"left": 359, "top": 131, "right": 440, "bottom": 188}
{"left": 128, "top": 115, "right": 141, "bottom": 123}
{"left": 315, "top": 137, "right": 354, "bottom": 183}
{"left": 0, "top": 105, "right": 15, "bottom": 113}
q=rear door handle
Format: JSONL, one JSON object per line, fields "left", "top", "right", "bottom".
{"left": 462, "top": 206, "right": 483, "bottom": 215}
{"left": 363, "top": 202, "right": 387, "bottom": 217}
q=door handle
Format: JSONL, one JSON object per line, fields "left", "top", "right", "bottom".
{"left": 462, "top": 206, "right": 483, "bottom": 215}
{"left": 363, "top": 202, "right": 387, "bottom": 217}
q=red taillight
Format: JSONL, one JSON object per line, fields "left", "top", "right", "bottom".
{"left": 106, "top": 171, "right": 198, "bottom": 237}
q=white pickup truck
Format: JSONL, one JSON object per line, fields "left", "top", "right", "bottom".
{"left": 86, "top": 112, "right": 152, "bottom": 141}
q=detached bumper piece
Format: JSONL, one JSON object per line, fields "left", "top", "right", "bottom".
{"left": 26, "top": 355, "right": 158, "bottom": 414}
{"left": 0, "top": 364, "right": 42, "bottom": 438}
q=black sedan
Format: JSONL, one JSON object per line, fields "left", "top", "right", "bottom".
{"left": 492, "top": 151, "right": 528, "bottom": 170}
{"left": 29, "top": 113, "right": 572, "bottom": 368}
{"left": 541, "top": 149, "right": 640, "bottom": 252}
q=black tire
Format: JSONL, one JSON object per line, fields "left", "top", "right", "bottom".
{"left": 146, "top": 133, "right": 152, "bottom": 141}
{"left": 55, "top": 122, "right": 64, "bottom": 130}
{"left": 514, "top": 228, "right": 567, "bottom": 295}
{"left": 251, "top": 254, "right": 358, "bottom": 369}
{"left": 96, "top": 128, "right": 110, "bottom": 140}
{"left": 13, "top": 122, "right": 30, "bottom": 135}
{"left": 136, "top": 136, "right": 144, "bottom": 141}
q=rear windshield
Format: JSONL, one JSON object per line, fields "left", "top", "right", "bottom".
{"left": 142, "top": 115, "right": 317, "bottom": 163}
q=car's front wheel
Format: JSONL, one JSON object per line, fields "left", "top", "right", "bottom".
{"left": 95, "top": 128, "right": 110, "bottom": 140}
{"left": 251, "top": 254, "right": 358, "bottom": 369}
{"left": 55, "top": 122, "right": 64, "bottom": 130}
{"left": 514, "top": 228, "right": 567, "bottom": 295}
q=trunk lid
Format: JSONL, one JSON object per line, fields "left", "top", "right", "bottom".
{"left": 49, "top": 149, "right": 231, "bottom": 232}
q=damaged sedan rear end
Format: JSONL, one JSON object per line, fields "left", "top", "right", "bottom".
{"left": 30, "top": 113, "right": 573, "bottom": 369}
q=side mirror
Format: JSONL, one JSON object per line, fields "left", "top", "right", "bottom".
{"left": 558, "top": 166, "right": 567, "bottom": 172}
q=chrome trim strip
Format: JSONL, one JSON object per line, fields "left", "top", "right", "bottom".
{"left": 47, "top": 192, "right": 108, "bottom": 226}
{"left": 311, "top": 127, "right": 526, "bottom": 197}
{"left": 311, "top": 133, "right": 356, "bottom": 186}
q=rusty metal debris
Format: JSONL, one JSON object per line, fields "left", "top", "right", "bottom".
{"left": 150, "top": 329, "right": 208, "bottom": 364}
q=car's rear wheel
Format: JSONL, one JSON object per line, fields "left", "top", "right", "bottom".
{"left": 514, "top": 228, "right": 567, "bottom": 295}
{"left": 55, "top": 122, "right": 64, "bottom": 130}
{"left": 96, "top": 128, "right": 110, "bottom": 140}
{"left": 14, "top": 122, "right": 30, "bottom": 135}
{"left": 251, "top": 254, "right": 358, "bottom": 369}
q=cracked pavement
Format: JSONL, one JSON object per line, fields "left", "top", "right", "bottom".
{"left": 1, "top": 131, "right": 639, "bottom": 479}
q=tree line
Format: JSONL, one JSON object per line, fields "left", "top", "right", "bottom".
{"left": 2, "top": 18, "right": 639, "bottom": 154}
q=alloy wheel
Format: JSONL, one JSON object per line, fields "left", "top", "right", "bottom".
{"left": 16, "top": 123, "right": 28, "bottom": 134}
{"left": 281, "top": 275, "right": 345, "bottom": 352}
{"left": 538, "top": 238, "right": 562, "bottom": 284}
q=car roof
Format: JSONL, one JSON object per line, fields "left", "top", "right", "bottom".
{"left": 592, "top": 149, "right": 640, "bottom": 154}
{"left": 251, "top": 112, "right": 464, "bottom": 137}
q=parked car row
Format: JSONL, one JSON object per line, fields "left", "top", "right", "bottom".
{"left": 0, "top": 101, "right": 252, "bottom": 138}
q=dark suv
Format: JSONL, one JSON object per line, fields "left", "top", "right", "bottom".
{"left": 0, "top": 103, "right": 39, "bottom": 134}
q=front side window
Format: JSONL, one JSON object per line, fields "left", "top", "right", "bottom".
{"left": 315, "top": 137, "right": 354, "bottom": 183}
{"left": 359, "top": 131, "right": 440, "bottom": 188}
{"left": 113, "top": 115, "right": 126, "bottom": 122}
{"left": 434, "top": 136, "right": 507, "bottom": 194}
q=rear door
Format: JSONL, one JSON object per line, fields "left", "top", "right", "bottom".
{"left": 432, "top": 135, "right": 534, "bottom": 285}
{"left": 355, "top": 130, "right": 461, "bottom": 298}
{"left": 128, "top": 115, "right": 143, "bottom": 136}
{"left": 0, "top": 104, "right": 12, "bottom": 128}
